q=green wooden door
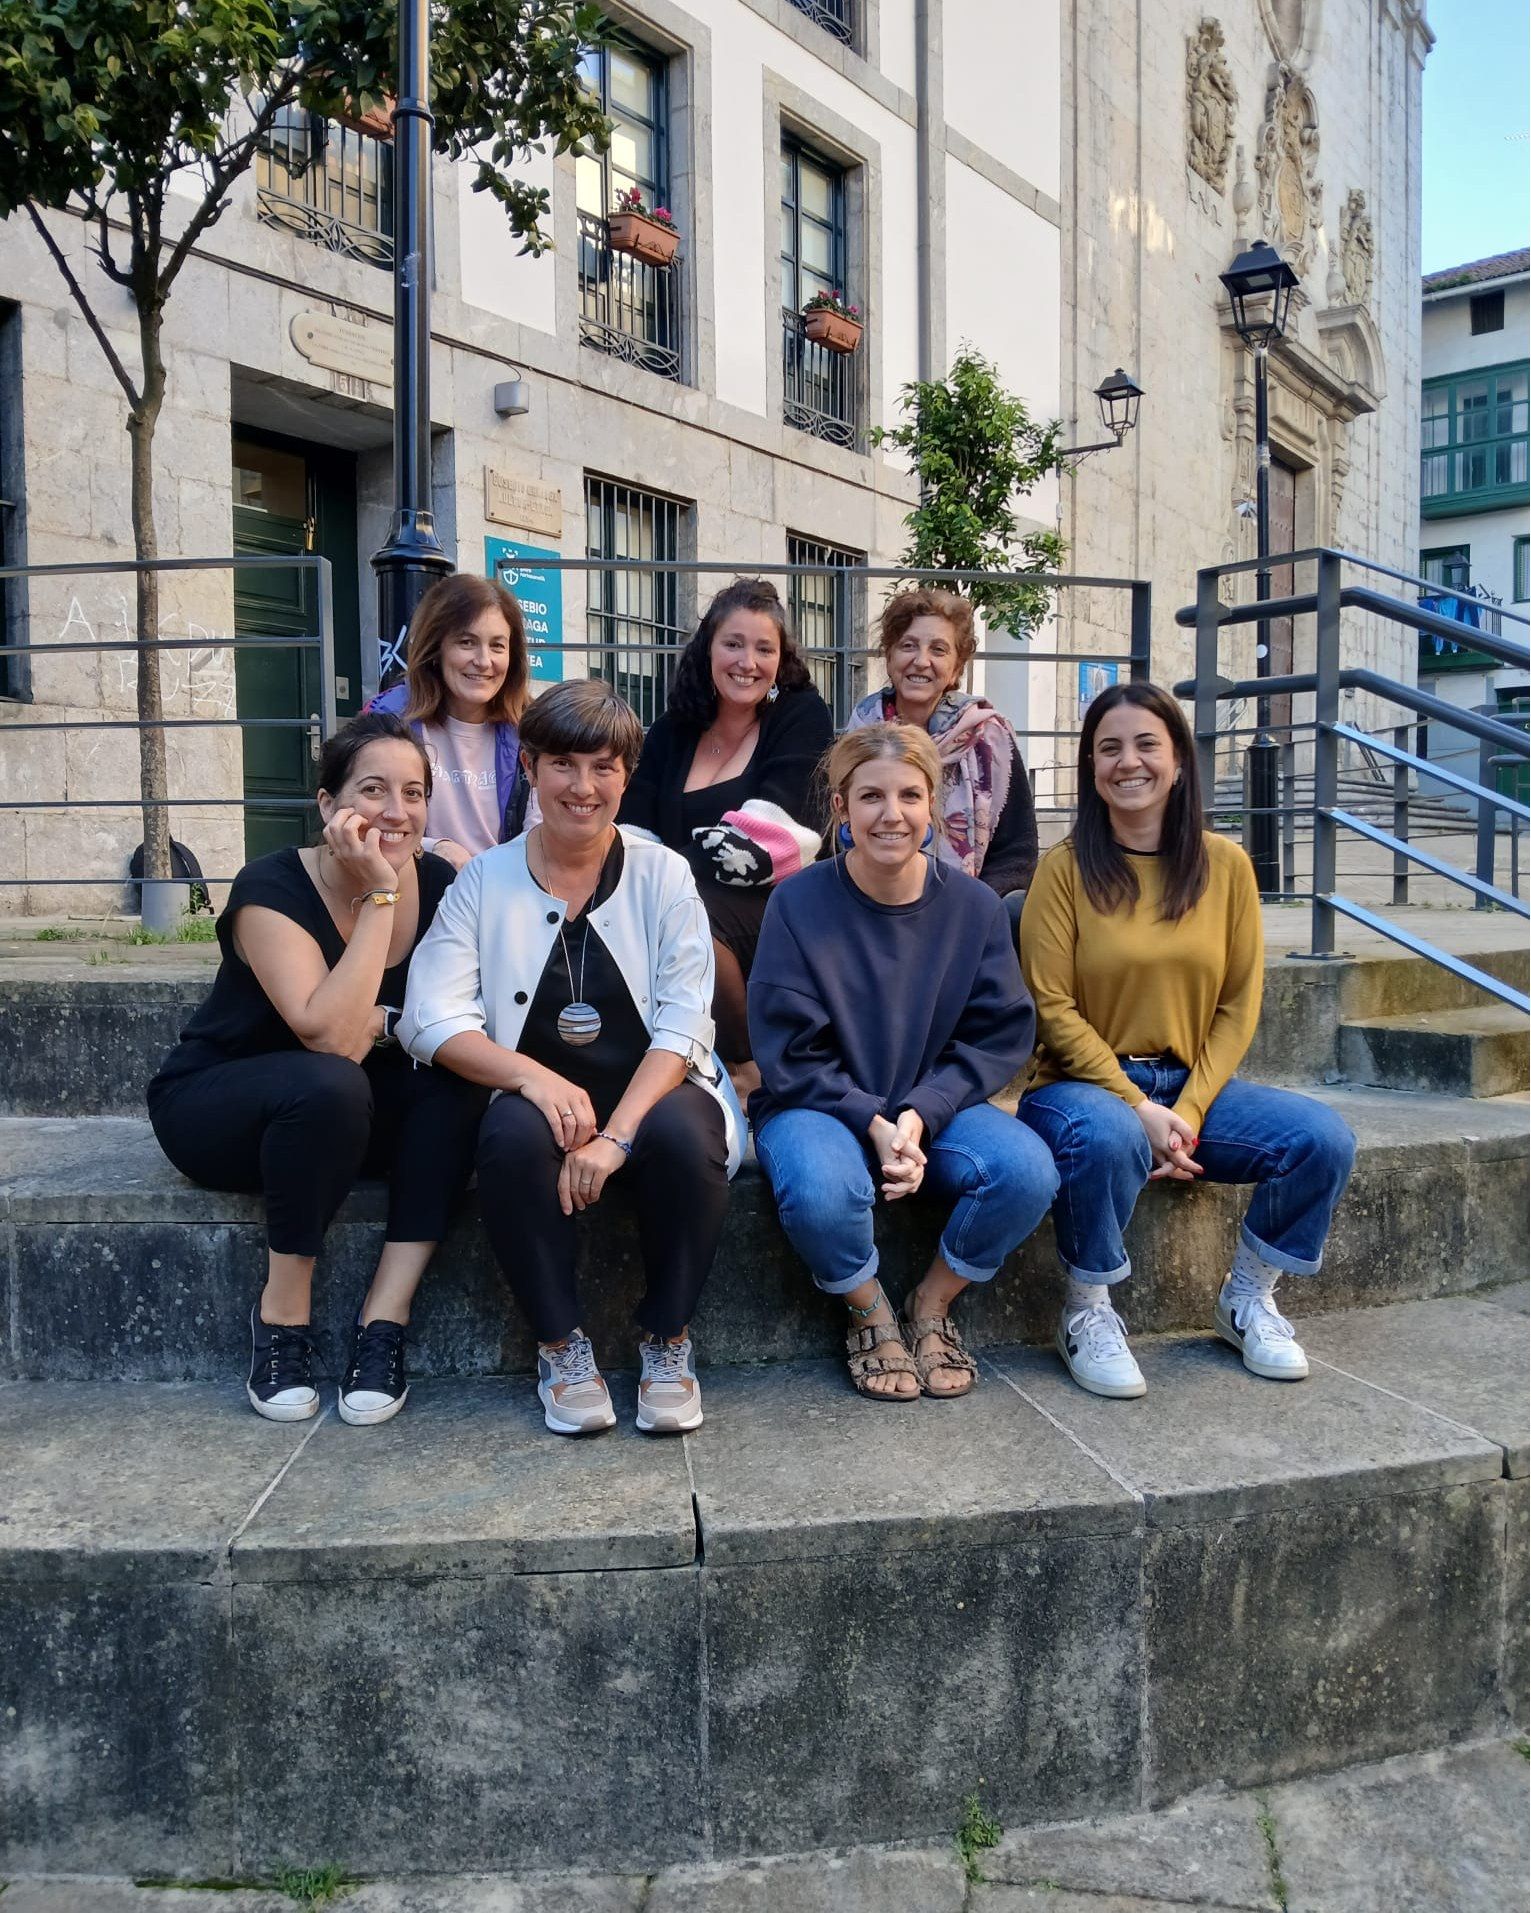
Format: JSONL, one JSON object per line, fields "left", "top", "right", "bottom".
{"left": 232, "top": 435, "right": 362, "bottom": 860}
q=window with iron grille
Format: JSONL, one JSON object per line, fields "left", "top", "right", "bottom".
{"left": 786, "top": 0, "right": 855, "bottom": 46}
{"left": 788, "top": 534, "right": 865, "bottom": 725}
{"left": 576, "top": 43, "right": 681, "bottom": 380}
{"left": 0, "top": 303, "right": 23, "bottom": 702}
{"left": 780, "top": 140, "right": 860, "bottom": 448}
{"left": 1514, "top": 536, "right": 1529, "bottom": 604}
{"left": 256, "top": 107, "right": 393, "bottom": 267}
{"left": 585, "top": 477, "right": 690, "bottom": 727}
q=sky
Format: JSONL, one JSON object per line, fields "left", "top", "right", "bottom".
{"left": 1421, "top": 0, "right": 1530, "bottom": 273}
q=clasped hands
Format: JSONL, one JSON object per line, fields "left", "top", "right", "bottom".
{"left": 869, "top": 1109, "right": 926, "bottom": 1202}
{"left": 1135, "top": 1100, "right": 1204, "bottom": 1181}
{"left": 517, "top": 1061, "right": 628, "bottom": 1214}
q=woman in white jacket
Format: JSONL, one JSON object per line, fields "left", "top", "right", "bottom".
{"left": 400, "top": 677, "right": 742, "bottom": 1438}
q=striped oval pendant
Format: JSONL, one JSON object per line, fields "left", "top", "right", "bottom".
{"left": 557, "top": 1001, "right": 603, "bottom": 1047}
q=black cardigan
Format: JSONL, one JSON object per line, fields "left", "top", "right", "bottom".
{"left": 619, "top": 686, "right": 835, "bottom": 851}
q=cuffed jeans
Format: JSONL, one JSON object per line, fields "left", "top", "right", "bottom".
{"left": 1019, "top": 1063, "right": 1356, "bottom": 1283}
{"left": 754, "top": 1102, "right": 1059, "bottom": 1295}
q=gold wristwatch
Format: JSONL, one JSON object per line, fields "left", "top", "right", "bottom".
{"left": 364, "top": 889, "right": 400, "bottom": 907}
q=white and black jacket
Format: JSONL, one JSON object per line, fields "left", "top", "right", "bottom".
{"left": 398, "top": 828, "right": 745, "bottom": 1175}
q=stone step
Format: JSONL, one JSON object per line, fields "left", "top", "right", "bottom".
{"left": 1339, "top": 1005, "right": 1531, "bottom": 1098}
{"left": 3, "top": 1289, "right": 1524, "bottom": 1878}
{"left": 0, "top": 1088, "right": 1525, "bottom": 1382}
{"left": 2, "top": 938, "right": 1526, "bottom": 1117}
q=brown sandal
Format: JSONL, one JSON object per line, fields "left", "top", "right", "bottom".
{"left": 844, "top": 1319, "right": 921, "bottom": 1403}
{"left": 900, "top": 1311, "right": 979, "bottom": 1399}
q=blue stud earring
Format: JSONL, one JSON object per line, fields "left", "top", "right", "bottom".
{"left": 837, "top": 822, "right": 854, "bottom": 850}
{"left": 921, "top": 824, "right": 935, "bottom": 849}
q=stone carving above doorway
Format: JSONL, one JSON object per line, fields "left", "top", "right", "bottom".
{"left": 1187, "top": 19, "right": 1238, "bottom": 194}
{"left": 1258, "top": 0, "right": 1315, "bottom": 68}
{"left": 1256, "top": 67, "right": 1322, "bottom": 275}
{"left": 1338, "top": 189, "right": 1375, "bottom": 306}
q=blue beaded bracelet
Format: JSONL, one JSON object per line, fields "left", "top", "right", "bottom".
{"left": 595, "top": 1129, "right": 633, "bottom": 1159}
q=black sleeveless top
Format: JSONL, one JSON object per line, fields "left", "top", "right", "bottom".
{"left": 148, "top": 847, "right": 455, "bottom": 1092}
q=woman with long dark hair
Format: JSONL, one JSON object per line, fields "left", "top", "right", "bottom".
{"left": 370, "top": 572, "right": 531, "bottom": 867}
{"left": 148, "top": 713, "right": 488, "bottom": 1425}
{"left": 1018, "top": 682, "right": 1355, "bottom": 1400}
{"left": 619, "top": 579, "right": 834, "bottom": 1090}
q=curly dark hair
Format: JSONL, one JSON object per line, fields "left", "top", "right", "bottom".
{"left": 665, "top": 578, "right": 815, "bottom": 726}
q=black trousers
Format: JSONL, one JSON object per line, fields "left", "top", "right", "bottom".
{"left": 149, "top": 1048, "right": 488, "bottom": 1257}
{"left": 476, "top": 1080, "right": 729, "bottom": 1342}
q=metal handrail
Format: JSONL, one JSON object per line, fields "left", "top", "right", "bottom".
{"left": 1329, "top": 721, "right": 1530, "bottom": 820}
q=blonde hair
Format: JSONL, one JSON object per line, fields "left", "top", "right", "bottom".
{"left": 825, "top": 722, "right": 943, "bottom": 827}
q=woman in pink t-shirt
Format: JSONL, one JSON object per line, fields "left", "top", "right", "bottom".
{"left": 370, "top": 574, "right": 531, "bottom": 868}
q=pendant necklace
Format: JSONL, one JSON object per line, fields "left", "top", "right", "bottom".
{"left": 535, "top": 831, "right": 603, "bottom": 1046}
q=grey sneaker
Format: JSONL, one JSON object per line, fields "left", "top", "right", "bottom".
{"left": 536, "top": 1329, "right": 616, "bottom": 1436}
{"left": 636, "top": 1334, "right": 703, "bottom": 1434}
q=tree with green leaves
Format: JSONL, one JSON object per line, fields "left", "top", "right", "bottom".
{"left": 874, "top": 344, "right": 1066, "bottom": 637}
{"left": 0, "top": 0, "right": 607, "bottom": 879}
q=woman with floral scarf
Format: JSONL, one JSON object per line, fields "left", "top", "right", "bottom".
{"left": 847, "top": 590, "right": 1038, "bottom": 933}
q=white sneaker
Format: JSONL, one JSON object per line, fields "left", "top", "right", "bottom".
{"left": 1215, "top": 1280, "right": 1309, "bottom": 1381}
{"left": 636, "top": 1334, "right": 704, "bottom": 1434}
{"left": 536, "top": 1330, "right": 617, "bottom": 1435}
{"left": 1057, "top": 1302, "right": 1147, "bottom": 1399}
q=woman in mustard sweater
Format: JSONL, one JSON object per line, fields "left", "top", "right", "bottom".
{"left": 1019, "top": 682, "right": 1355, "bottom": 1400}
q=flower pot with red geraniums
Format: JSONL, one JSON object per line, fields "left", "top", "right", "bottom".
{"left": 803, "top": 289, "right": 863, "bottom": 353}
{"left": 607, "top": 187, "right": 680, "bottom": 267}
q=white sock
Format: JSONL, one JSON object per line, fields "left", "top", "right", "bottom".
{"left": 1227, "top": 1239, "right": 1281, "bottom": 1298}
{"left": 1064, "top": 1274, "right": 1111, "bottom": 1315}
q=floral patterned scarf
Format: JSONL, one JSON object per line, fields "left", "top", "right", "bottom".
{"left": 846, "top": 686, "right": 1016, "bottom": 878}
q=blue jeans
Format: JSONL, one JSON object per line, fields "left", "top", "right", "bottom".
{"left": 1019, "top": 1063, "right": 1356, "bottom": 1283}
{"left": 754, "top": 1102, "right": 1059, "bottom": 1294}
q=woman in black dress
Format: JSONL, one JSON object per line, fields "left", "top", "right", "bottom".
{"left": 619, "top": 579, "right": 833, "bottom": 1091}
{"left": 147, "top": 712, "right": 487, "bottom": 1426}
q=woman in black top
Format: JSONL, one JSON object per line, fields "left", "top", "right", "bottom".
{"left": 619, "top": 579, "right": 833, "bottom": 1089}
{"left": 147, "top": 712, "right": 487, "bottom": 1427}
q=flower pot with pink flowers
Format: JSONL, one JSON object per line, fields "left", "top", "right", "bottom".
{"left": 803, "top": 289, "right": 863, "bottom": 353}
{"left": 607, "top": 187, "right": 680, "bottom": 267}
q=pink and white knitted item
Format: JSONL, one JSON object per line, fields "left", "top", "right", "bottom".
{"left": 718, "top": 800, "right": 821, "bottom": 882}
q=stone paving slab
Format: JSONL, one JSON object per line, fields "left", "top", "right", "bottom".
{"left": 1481, "top": 1279, "right": 1530, "bottom": 1316}
{"left": 1301, "top": 1295, "right": 1531, "bottom": 1478}
{"left": 0, "top": 1380, "right": 315, "bottom": 1584}
{"left": 232, "top": 1375, "right": 696, "bottom": 1579}
{"left": 686, "top": 1358, "right": 1139, "bottom": 1566}
{"left": 982, "top": 1333, "right": 1505, "bottom": 1523}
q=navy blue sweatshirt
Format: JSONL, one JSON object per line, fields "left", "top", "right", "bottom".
{"left": 747, "top": 855, "right": 1037, "bottom": 1142}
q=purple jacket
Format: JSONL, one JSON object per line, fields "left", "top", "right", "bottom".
{"left": 368, "top": 684, "right": 525, "bottom": 844}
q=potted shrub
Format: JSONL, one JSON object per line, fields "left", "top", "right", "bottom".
{"left": 803, "top": 288, "right": 863, "bottom": 353}
{"left": 607, "top": 186, "right": 680, "bottom": 267}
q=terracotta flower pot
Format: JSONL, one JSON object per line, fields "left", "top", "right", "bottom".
{"left": 803, "top": 307, "right": 863, "bottom": 353}
{"left": 607, "top": 212, "right": 680, "bottom": 268}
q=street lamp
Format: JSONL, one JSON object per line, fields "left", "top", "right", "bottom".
{"left": 1058, "top": 368, "right": 1146, "bottom": 463}
{"left": 1220, "top": 239, "right": 1299, "bottom": 895}
{"left": 371, "top": 0, "right": 452, "bottom": 689}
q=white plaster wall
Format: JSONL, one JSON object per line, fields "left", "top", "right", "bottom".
{"left": 456, "top": 147, "right": 559, "bottom": 333}
{"left": 1420, "top": 507, "right": 1525, "bottom": 610}
{"left": 942, "top": 0, "right": 1059, "bottom": 200}
{"left": 943, "top": 160, "right": 1058, "bottom": 415}
{"left": 878, "top": 0, "right": 919, "bottom": 96}
{"left": 1422, "top": 279, "right": 1531, "bottom": 380}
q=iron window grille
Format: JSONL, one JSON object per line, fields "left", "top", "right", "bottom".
{"left": 584, "top": 477, "right": 690, "bottom": 727}
{"left": 256, "top": 108, "right": 394, "bottom": 267}
{"left": 787, "top": 0, "right": 855, "bottom": 46}
{"left": 788, "top": 535, "right": 865, "bottom": 724}
{"left": 780, "top": 141, "right": 860, "bottom": 448}
{"left": 576, "top": 42, "right": 681, "bottom": 380}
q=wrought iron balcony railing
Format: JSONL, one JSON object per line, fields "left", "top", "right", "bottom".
{"left": 781, "top": 308, "right": 861, "bottom": 451}
{"left": 787, "top": 0, "right": 855, "bottom": 45}
{"left": 255, "top": 114, "right": 393, "bottom": 268}
{"left": 578, "top": 211, "right": 683, "bottom": 382}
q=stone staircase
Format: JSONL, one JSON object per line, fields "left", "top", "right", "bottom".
{"left": 0, "top": 927, "right": 1525, "bottom": 1881}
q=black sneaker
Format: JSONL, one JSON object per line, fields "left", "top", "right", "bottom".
{"left": 338, "top": 1317, "right": 410, "bottom": 1426}
{"left": 247, "top": 1303, "right": 320, "bottom": 1422}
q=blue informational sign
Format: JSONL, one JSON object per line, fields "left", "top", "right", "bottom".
{"left": 1077, "top": 659, "right": 1119, "bottom": 719}
{"left": 486, "top": 537, "right": 563, "bottom": 683}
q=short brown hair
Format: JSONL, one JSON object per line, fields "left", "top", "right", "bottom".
{"left": 403, "top": 573, "right": 530, "bottom": 727}
{"left": 519, "top": 677, "right": 645, "bottom": 775}
{"left": 877, "top": 589, "right": 977, "bottom": 681}
{"left": 825, "top": 722, "right": 944, "bottom": 827}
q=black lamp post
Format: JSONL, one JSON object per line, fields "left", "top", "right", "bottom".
{"left": 1220, "top": 239, "right": 1299, "bottom": 896}
{"left": 1058, "top": 368, "right": 1146, "bottom": 463}
{"left": 371, "top": 0, "right": 452, "bottom": 688}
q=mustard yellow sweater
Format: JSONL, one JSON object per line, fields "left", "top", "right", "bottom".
{"left": 1019, "top": 832, "right": 1263, "bottom": 1130}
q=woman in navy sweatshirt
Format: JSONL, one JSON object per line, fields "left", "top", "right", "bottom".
{"left": 749, "top": 724, "right": 1058, "bottom": 1401}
